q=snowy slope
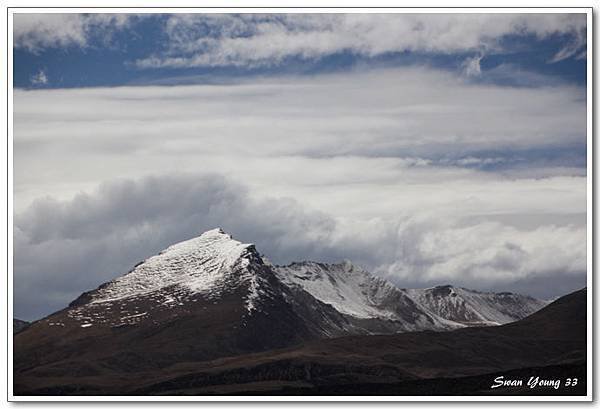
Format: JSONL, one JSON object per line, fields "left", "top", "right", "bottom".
{"left": 92, "top": 228, "right": 255, "bottom": 303}
{"left": 45, "top": 229, "right": 364, "bottom": 343}
{"left": 274, "top": 261, "right": 547, "bottom": 329}
{"left": 406, "top": 285, "right": 548, "bottom": 325}
{"left": 39, "top": 228, "right": 547, "bottom": 336}
{"left": 60, "top": 229, "right": 275, "bottom": 329}
{"left": 274, "top": 261, "right": 463, "bottom": 332}
{"left": 275, "top": 261, "right": 398, "bottom": 319}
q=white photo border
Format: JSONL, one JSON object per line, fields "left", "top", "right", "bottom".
{"left": 3, "top": 4, "right": 594, "bottom": 403}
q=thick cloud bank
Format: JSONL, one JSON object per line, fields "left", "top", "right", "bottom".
{"left": 13, "top": 67, "right": 586, "bottom": 212}
{"left": 15, "top": 174, "right": 585, "bottom": 320}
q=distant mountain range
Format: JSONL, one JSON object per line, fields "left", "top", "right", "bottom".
{"left": 13, "top": 319, "right": 29, "bottom": 334}
{"left": 13, "top": 229, "right": 584, "bottom": 396}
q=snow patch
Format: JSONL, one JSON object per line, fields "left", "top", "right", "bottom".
{"left": 406, "top": 286, "right": 548, "bottom": 325}
{"left": 90, "top": 229, "right": 254, "bottom": 304}
{"left": 275, "top": 261, "right": 398, "bottom": 319}
{"left": 245, "top": 274, "right": 261, "bottom": 314}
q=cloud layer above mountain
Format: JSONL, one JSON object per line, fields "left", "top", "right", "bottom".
{"left": 12, "top": 13, "right": 588, "bottom": 320}
{"left": 14, "top": 173, "right": 585, "bottom": 320}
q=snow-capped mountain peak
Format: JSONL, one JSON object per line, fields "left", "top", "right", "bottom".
{"left": 405, "top": 285, "right": 548, "bottom": 325}
{"left": 275, "top": 260, "right": 402, "bottom": 320}
{"left": 273, "top": 260, "right": 547, "bottom": 330}
{"left": 50, "top": 229, "right": 547, "bottom": 337}
{"left": 89, "top": 228, "right": 257, "bottom": 304}
{"left": 57, "top": 229, "right": 276, "bottom": 329}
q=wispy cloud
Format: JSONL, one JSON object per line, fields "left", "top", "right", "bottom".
{"left": 13, "top": 13, "right": 135, "bottom": 52}
{"left": 549, "top": 32, "right": 587, "bottom": 63}
{"left": 134, "top": 13, "right": 586, "bottom": 69}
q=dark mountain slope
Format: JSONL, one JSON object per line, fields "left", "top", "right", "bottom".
{"left": 14, "top": 289, "right": 586, "bottom": 396}
{"left": 13, "top": 231, "right": 357, "bottom": 375}
{"left": 13, "top": 319, "right": 29, "bottom": 334}
{"left": 14, "top": 229, "right": 547, "bottom": 377}
{"left": 131, "top": 288, "right": 586, "bottom": 396}
{"left": 406, "top": 285, "right": 548, "bottom": 325}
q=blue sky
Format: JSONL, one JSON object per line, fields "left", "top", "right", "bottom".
{"left": 14, "top": 13, "right": 587, "bottom": 89}
{"left": 13, "top": 13, "right": 588, "bottom": 319}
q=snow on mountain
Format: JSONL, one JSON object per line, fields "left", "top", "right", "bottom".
{"left": 40, "top": 228, "right": 547, "bottom": 335}
{"left": 405, "top": 285, "right": 549, "bottom": 325}
{"left": 13, "top": 228, "right": 560, "bottom": 394}
{"left": 91, "top": 228, "right": 254, "bottom": 303}
{"left": 274, "top": 260, "right": 398, "bottom": 319}
{"left": 274, "top": 261, "right": 463, "bottom": 332}
{"left": 273, "top": 257, "right": 546, "bottom": 329}
{"left": 61, "top": 228, "right": 274, "bottom": 328}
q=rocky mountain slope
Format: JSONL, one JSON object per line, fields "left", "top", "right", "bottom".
{"left": 275, "top": 261, "right": 547, "bottom": 329}
{"left": 14, "top": 228, "right": 556, "bottom": 395}
{"left": 131, "top": 288, "right": 586, "bottom": 396}
{"left": 15, "top": 289, "right": 586, "bottom": 395}
{"left": 405, "top": 285, "right": 548, "bottom": 326}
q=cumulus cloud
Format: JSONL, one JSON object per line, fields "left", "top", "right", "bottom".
{"left": 13, "top": 174, "right": 335, "bottom": 319}
{"left": 13, "top": 13, "right": 135, "bottom": 52}
{"left": 135, "top": 13, "right": 586, "bottom": 68}
{"left": 14, "top": 174, "right": 586, "bottom": 320}
{"left": 376, "top": 220, "right": 585, "bottom": 285}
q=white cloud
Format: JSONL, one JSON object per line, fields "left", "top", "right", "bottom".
{"left": 549, "top": 32, "right": 587, "bottom": 63}
{"left": 376, "top": 220, "right": 585, "bottom": 284}
{"left": 13, "top": 66, "right": 587, "bottom": 318}
{"left": 136, "top": 13, "right": 586, "bottom": 68}
{"left": 13, "top": 67, "right": 586, "bottom": 212}
{"left": 462, "top": 54, "right": 483, "bottom": 77}
{"left": 13, "top": 13, "right": 134, "bottom": 52}
{"left": 14, "top": 173, "right": 586, "bottom": 320}
{"left": 30, "top": 69, "right": 48, "bottom": 86}
{"left": 12, "top": 13, "right": 587, "bottom": 68}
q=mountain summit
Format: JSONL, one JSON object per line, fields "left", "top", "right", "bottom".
{"left": 56, "top": 228, "right": 545, "bottom": 336}
{"left": 14, "top": 229, "right": 548, "bottom": 385}
{"left": 69, "top": 228, "right": 266, "bottom": 322}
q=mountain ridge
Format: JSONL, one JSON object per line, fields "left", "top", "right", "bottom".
{"left": 14, "top": 288, "right": 586, "bottom": 396}
{"left": 13, "top": 229, "right": 581, "bottom": 396}
{"left": 21, "top": 228, "right": 548, "bottom": 333}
